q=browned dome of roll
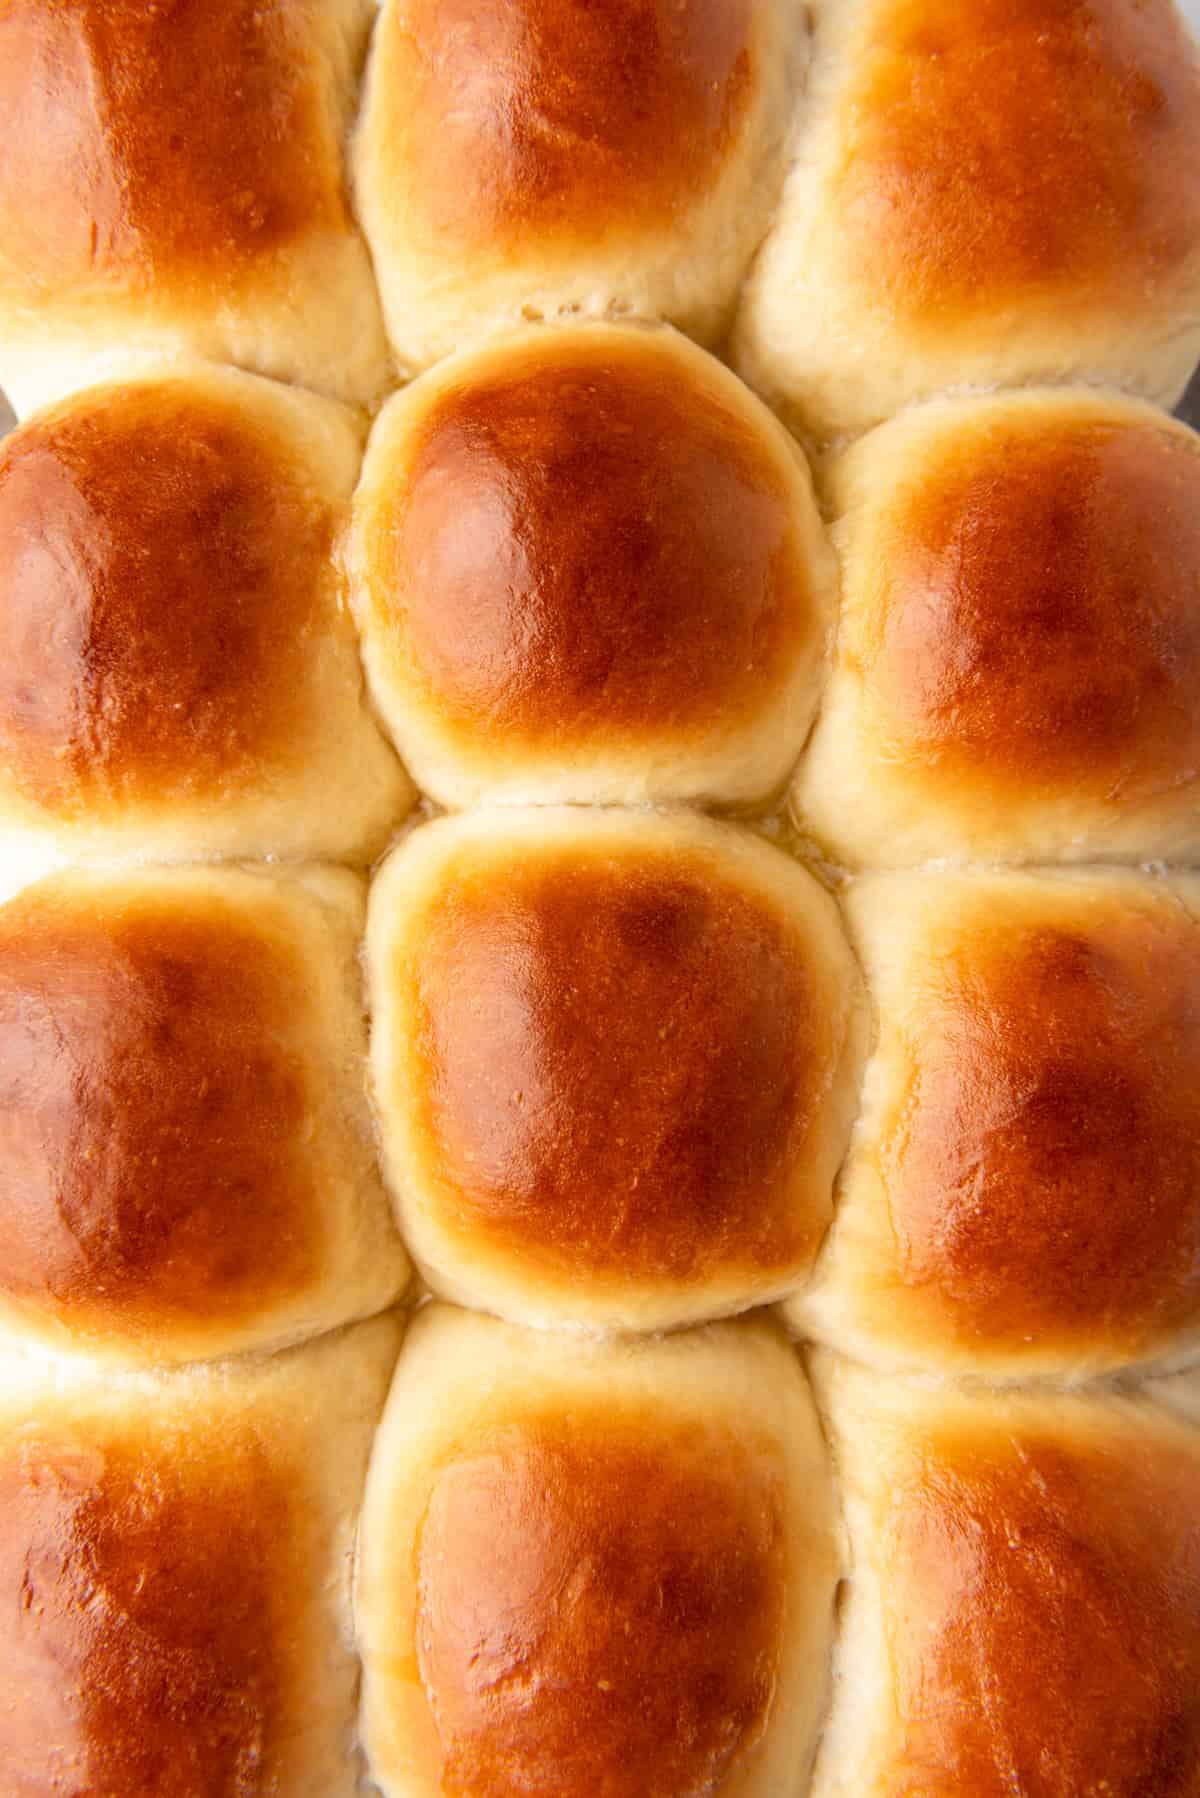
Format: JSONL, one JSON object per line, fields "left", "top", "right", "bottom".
{"left": 842, "top": 0, "right": 1200, "bottom": 336}
{"left": 406, "top": 846, "right": 836, "bottom": 1286}
{"left": 884, "top": 895, "right": 1200, "bottom": 1354}
{"left": 0, "top": 372, "right": 406, "bottom": 860}
{"left": 352, "top": 326, "right": 828, "bottom": 806}
{"left": 0, "top": 383, "right": 325, "bottom": 814}
{"left": 413, "top": 1404, "right": 787, "bottom": 1798}
{"left": 879, "top": 1411, "right": 1200, "bottom": 1797}
{"left": 0, "top": 0, "right": 349, "bottom": 297}
{"left": 0, "top": 870, "right": 402, "bottom": 1362}
{"left": 0, "top": 1422, "right": 315, "bottom": 1792}
{"left": 869, "top": 411, "right": 1200, "bottom": 802}
{"left": 369, "top": 0, "right": 755, "bottom": 254}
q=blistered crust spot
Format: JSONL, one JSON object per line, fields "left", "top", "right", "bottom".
{"left": 883, "top": 1421, "right": 1200, "bottom": 1797}
{"left": 0, "top": 384, "right": 336, "bottom": 819}
{"left": 406, "top": 847, "right": 836, "bottom": 1283}
{"left": 0, "top": 0, "right": 347, "bottom": 294}
{"left": 0, "top": 1425, "right": 307, "bottom": 1795}
{"left": 840, "top": 0, "right": 1200, "bottom": 327}
{"left": 864, "top": 417, "right": 1200, "bottom": 801}
{"left": 415, "top": 1407, "right": 787, "bottom": 1798}
{"left": 367, "top": 339, "right": 816, "bottom": 750}
{"left": 0, "top": 886, "right": 330, "bottom": 1339}
{"left": 878, "top": 894, "right": 1200, "bottom": 1351}
{"left": 378, "top": 0, "right": 755, "bottom": 250}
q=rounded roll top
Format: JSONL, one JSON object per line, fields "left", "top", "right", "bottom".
{"left": 358, "top": 1306, "right": 838, "bottom": 1798}
{"left": 366, "top": 808, "right": 863, "bottom": 1330}
{"left": 0, "top": 0, "right": 388, "bottom": 409}
{"left": 0, "top": 864, "right": 408, "bottom": 1365}
{"left": 804, "top": 870, "right": 1200, "bottom": 1380}
{"left": 0, "top": 1317, "right": 401, "bottom": 1798}
{"left": 735, "top": 0, "right": 1200, "bottom": 439}
{"left": 797, "top": 391, "right": 1200, "bottom": 866}
{"left": 355, "top": 1, "right": 807, "bottom": 364}
{"left": 816, "top": 1362, "right": 1200, "bottom": 1798}
{"left": 351, "top": 325, "right": 832, "bottom": 808}
{"left": 0, "top": 369, "right": 410, "bottom": 863}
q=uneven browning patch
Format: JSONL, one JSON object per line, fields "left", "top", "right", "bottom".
{"left": 0, "top": 0, "right": 347, "bottom": 293}
{"left": 368, "top": 337, "right": 812, "bottom": 751}
{"left": 839, "top": 0, "right": 1200, "bottom": 328}
{"left": 377, "top": 0, "right": 754, "bottom": 250}
{"left": 0, "top": 384, "right": 335, "bottom": 819}
{"left": 415, "top": 1407, "right": 787, "bottom": 1798}
{"left": 406, "top": 845, "right": 836, "bottom": 1283}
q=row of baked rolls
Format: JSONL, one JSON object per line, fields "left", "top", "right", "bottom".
{"left": 0, "top": 326, "right": 832, "bottom": 864}
{"left": 3, "top": 1, "right": 1197, "bottom": 445}
{"left": 352, "top": 1305, "right": 1200, "bottom": 1798}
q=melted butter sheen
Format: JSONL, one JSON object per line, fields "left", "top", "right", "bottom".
{"left": 416, "top": 1409, "right": 786, "bottom": 1798}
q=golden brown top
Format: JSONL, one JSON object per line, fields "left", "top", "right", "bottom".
{"left": 363, "top": 334, "right": 817, "bottom": 754}
{"left": 862, "top": 411, "right": 1200, "bottom": 802}
{"left": 839, "top": 0, "right": 1200, "bottom": 329}
{"left": 0, "top": 381, "right": 339, "bottom": 822}
{"left": 415, "top": 1403, "right": 786, "bottom": 1798}
{"left": 0, "top": 879, "right": 335, "bottom": 1345}
{"left": 403, "top": 842, "right": 839, "bottom": 1285}
{"left": 882, "top": 1411, "right": 1200, "bottom": 1796}
{"left": 0, "top": 0, "right": 349, "bottom": 298}
{"left": 373, "top": 0, "right": 755, "bottom": 253}
{"left": 878, "top": 887, "right": 1200, "bottom": 1355}
{"left": 0, "top": 1418, "right": 315, "bottom": 1795}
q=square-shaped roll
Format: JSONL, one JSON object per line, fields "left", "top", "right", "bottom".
{"left": 0, "top": 367, "right": 411, "bottom": 865}
{"left": 796, "top": 390, "right": 1200, "bottom": 868}
{"left": 357, "top": 1305, "right": 838, "bottom": 1798}
{"left": 349, "top": 323, "right": 834, "bottom": 809}
{"left": 0, "top": 1315, "right": 401, "bottom": 1796}
{"left": 0, "top": 863, "right": 409, "bottom": 1366}
{"left": 353, "top": 0, "right": 808, "bottom": 368}
{"left": 802, "top": 869, "right": 1200, "bottom": 1382}
{"left": 734, "top": 0, "right": 1200, "bottom": 441}
{"left": 0, "top": 0, "right": 389, "bottom": 414}
{"left": 366, "top": 808, "right": 864, "bottom": 1331}
{"left": 812, "top": 1357, "right": 1200, "bottom": 1798}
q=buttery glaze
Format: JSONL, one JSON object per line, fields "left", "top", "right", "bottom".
{"left": 0, "top": 0, "right": 346, "bottom": 294}
{"left": 882, "top": 1415, "right": 1200, "bottom": 1796}
{"left": 405, "top": 844, "right": 838, "bottom": 1281}
{"left": 0, "top": 881, "right": 329, "bottom": 1341}
{"left": 415, "top": 1406, "right": 786, "bottom": 1798}
{"left": 372, "top": 0, "right": 754, "bottom": 250}
{"left": 0, "top": 1423, "right": 304, "bottom": 1795}
{"left": 879, "top": 887, "right": 1200, "bottom": 1355}
{"left": 840, "top": 0, "right": 1200, "bottom": 327}
{"left": 367, "top": 333, "right": 814, "bottom": 749}
{"left": 866, "top": 412, "right": 1200, "bottom": 799}
{"left": 0, "top": 382, "right": 334, "bottom": 818}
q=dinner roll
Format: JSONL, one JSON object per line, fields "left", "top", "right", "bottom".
{"left": 734, "top": 0, "right": 1200, "bottom": 442}
{"left": 0, "top": 864, "right": 409, "bottom": 1367}
{"left": 812, "top": 1356, "right": 1200, "bottom": 1798}
{"left": 357, "top": 1305, "right": 837, "bottom": 1798}
{"left": 0, "top": 0, "right": 389, "bottom": 414}
{"left": 366, "top": 808, "right": 863, "bottom": 1331}
{"left": 0, "top": 368, "right": 411, "bottom": 866}
{"left": 796, "top": 390, "right": 1200, "bottom": 868}
{"left": 349, "top": 324, "right": 833, "bottom": 809}
{"left": 800, "top": 869, "right": 1200, "bottom": 1382}
{"left": 0, "top": 1314, "right": 401, "bottom": 1797}
{"left": 353, "top": 0, "right": 808, "bottom": 369}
